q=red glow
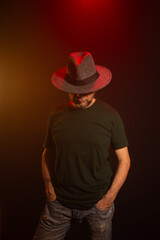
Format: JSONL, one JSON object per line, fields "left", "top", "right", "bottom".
{"left": 70, "top": 52, "right": 89, "bottom": 65}
{"left": 47, "top": 0, "right": 131, "bottom": 54}
{"left": 69, "top": 100, "right": 73, "bottom": 107}
{"left": 77, "top": 0, "right": 106, "bottom": 8}
{"left": 70, "top": 0, "right": 112, "bottom": 18}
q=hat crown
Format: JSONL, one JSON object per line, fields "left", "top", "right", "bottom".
{"left": 51, "top": 50, "right": 112, "bottom": 94}
{"left": 66, "top": 52, "right": 96, "bottom": 81}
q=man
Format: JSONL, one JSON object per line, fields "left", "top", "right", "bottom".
{"left": 33, "top": 52, "right": 130, "bottom": 240}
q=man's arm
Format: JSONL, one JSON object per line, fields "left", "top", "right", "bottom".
{"left": 96, "top": 146, "right": 131, "bottom": 210}
{"left": 42, "top": 147, "right": 57, "bottom": 201}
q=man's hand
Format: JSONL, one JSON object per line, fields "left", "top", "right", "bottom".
{"left": 96, "top": 190, "right": 117, "bottom": 210}
{"left": 96, "top": 146, "right": 130, "bottom": 211}
{"left": 42, "top": 148, "right": 57, "bottom": 201}
{"left": 44, "top": 179, "right": 57, "bottom": 201}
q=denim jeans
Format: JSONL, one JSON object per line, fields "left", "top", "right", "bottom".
{"left": 33, "top": 199, "right": 115, "bottom": 240}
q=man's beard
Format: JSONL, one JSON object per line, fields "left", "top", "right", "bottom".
{"left": 73, "top": 97, "right": 94, "bottom": 109}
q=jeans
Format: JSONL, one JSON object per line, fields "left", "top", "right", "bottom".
{"left": 33, "top": 199, "right": 115, "bottom": 240}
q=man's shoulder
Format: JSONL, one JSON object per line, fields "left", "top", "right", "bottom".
{"left": 49, "top": 103, "right": 69, "bottom": 119}
{"left": 96, "top": 99, "right": 117, "bottom": 115}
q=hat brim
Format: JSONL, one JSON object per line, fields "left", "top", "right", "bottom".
{"left": 51, "top": 65, "right": 112, "bottom": 94}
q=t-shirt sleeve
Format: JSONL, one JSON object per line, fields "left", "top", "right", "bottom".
{"left": 43, "top": 115, "right": 54, "bottom": 149}
{"left": 111, "top": 110, "right": 129, "bottom": 149}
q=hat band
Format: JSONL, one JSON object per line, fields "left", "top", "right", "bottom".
{"left": 65, "top": 71, "right": 100, "bottom": 86}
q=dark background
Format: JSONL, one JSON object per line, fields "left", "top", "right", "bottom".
{"left": 0, "top": 0, "right": 159, "bottom": 239}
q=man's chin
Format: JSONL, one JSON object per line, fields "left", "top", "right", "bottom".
{"left": 75, "top": 102, "right": 90, "bottom": 109}
{"left": 75, "top": 104, "right": 87, "bottom": 109}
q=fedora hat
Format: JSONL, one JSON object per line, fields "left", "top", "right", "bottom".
{"left": 51, "top": 52, "right": 112, "bottom": 94}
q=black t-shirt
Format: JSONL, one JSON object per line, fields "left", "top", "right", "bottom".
{"left": 43, "top": 99, "right": 128, "bottom": 209}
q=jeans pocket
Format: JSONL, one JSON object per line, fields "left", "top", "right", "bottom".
{"left": 95, "top": 205, "right": 110, "bottom": 212}
{"left": 95, "top": 203, "right": 114, "bottom": 214}
{"left": 47, "top": 198, "right": 58, "bottom": 204}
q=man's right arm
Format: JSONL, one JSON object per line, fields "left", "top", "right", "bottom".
{"left": 42, "top": 147, "right": 57, "bottom": 201}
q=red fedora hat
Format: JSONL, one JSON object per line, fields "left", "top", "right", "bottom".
{"left": 51, "top": 52, "right": 112, "bottom": 94}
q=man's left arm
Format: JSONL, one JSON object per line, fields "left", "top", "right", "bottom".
{"left": 96, "top": 146, "right": 131, "bottom": 210}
